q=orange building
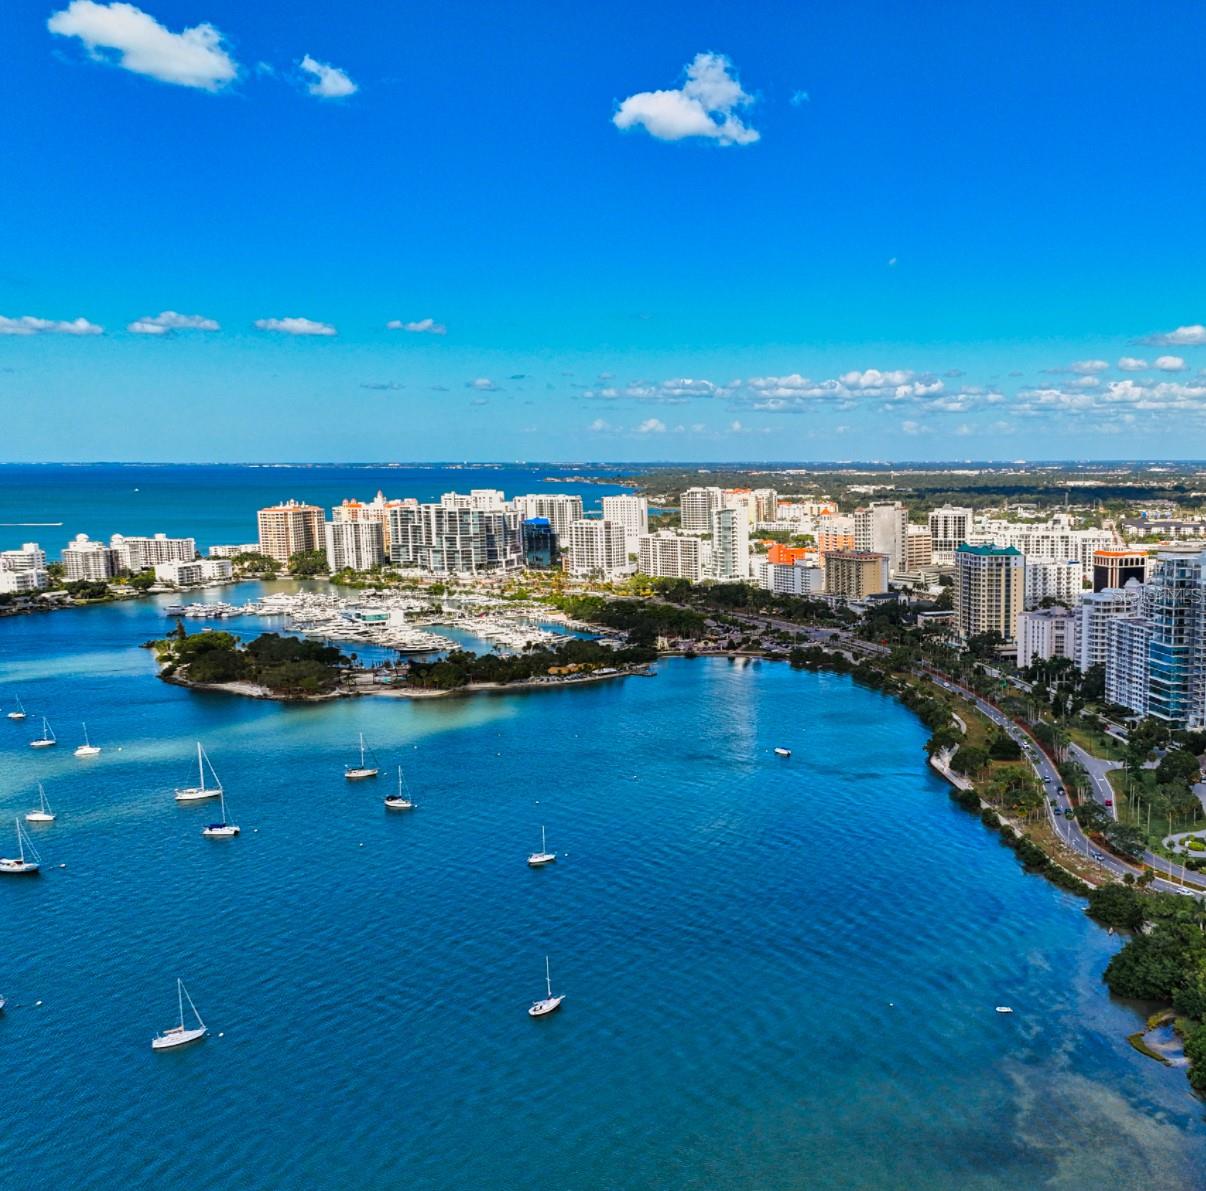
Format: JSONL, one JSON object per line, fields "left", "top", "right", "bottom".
{"left": 766, "top": 543, "right": 814, "bottom": 566}
{"left": 817, "top": 529, "right": 856, "bottom": 556}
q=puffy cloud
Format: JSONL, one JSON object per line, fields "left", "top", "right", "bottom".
{"left": 254, "top": 316, "right": 336, "bottom": 336}
{"left": 1118, "top": 356, "right": 1147, "bottom": 371}
{"left": 387, "top": 317, "right": 446, "bottom": 335}
{"left": 790, "top": 89, "right": 810, "bottom": 106}
{"left": 1070, "top": 359, "right": 1109, "bottom": 373}
{"left": 636, "top": 418, "right": 666, "bottom": 434}
{"left": 1155, "top": 355, "right": 1186, "bottom": 371}
{"left": 613, "top": 52, "right": 759, "bottom": 146}
{"left": 839, "top": 368, "right": 914, "bottom": 388}
{"left": 48, "top": 2, "right": 237, "bottom": 90}
{"left": 127, "top": 310, "right": 219, "bottom": 334}
{"left": 588, "top": 418, "right": 611, "bottom": 432}
{"left": 0, "top": 315, "right": 102, "bottom": 335}
{"left": 901, "top": 420, "right": 922, "bottom": 435}
{"left": 299, "top": 53, "right": 357, "bottom": 99}
{"left": 1142, "top": 324, "right": 1206, "bottom": 347}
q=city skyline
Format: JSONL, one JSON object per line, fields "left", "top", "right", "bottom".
{"left": 4, "top": 1, "right": 1206, "bottom": 461}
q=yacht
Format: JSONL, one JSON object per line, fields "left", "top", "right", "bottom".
{"left": 74, "top": 723, "right": 101, "bottom": 757}
{"left": 0, "top": 818, "right": 41, "bottom": 875}
{"left": 201, "top": 787, "right": 240, "bottom": 838}
{"left": 527, "top": 825, "right": 556, "bottom": 867}
{"left": 29, "top": 717, "right": 56, "bottom": 749}
{"left": 384, "top": 765, "right": 415, "bottom": 810}
{"left": 25, "top": 784, "right": 55, "bottom": 824}
{"left": 151, "top": 979, "right": 208, "bottom": 1050}
{"left": 345, "top": 732, "right": 379, "bottom": 780}
{"left": 6, "top": 695, "right": 26, "bottom": 721}
{"left": 528, "top": 956, "right": 565, "bottom": 1018}
{"left": 175, "top": 743, "right": 223, "bottom": 802}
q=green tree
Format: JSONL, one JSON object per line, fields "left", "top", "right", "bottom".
{"left": 287, "top": 549, "right": 329, "bottom": 577}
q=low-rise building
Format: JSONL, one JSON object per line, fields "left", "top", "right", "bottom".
{"left": 153, "top": 558, "right": 232, "bottom": 585}
{"left": 758, "top": 559, "right": 824, "bottom": 597}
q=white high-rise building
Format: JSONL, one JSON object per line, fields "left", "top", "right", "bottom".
{"left": 928, "top": 506, "right": 973, "bottom": 564}
{"left": 568, "top": 519, "right": 629, "bottom": 580}
{"left": 1106, "top": 617, "right": 1151, "bottom": 717}
{"left": 61, "top": 534, "right": 116, "bottom": 582}
{"left": 0, "top": 543, "right": 47, "bottom": 572}
{"left": 1023, "top": 557, "right": 1081, "bottom": 609}
{"left": 638, "top": 532, "right": 702, "bottom": 582}
{"left": 681, "top": 486, "right": 724, "bottom": 533}
{"left": 601, "top": 495, "right": 648, "bottom": 555}
{"left": 969, "top": 514, "right": 1114, "bottom": 583}
{"left": 324, "top": 520, "right": 386, "bottom": 572}
{"left": 1076, "top": 582, "right": 1143, "bottom": 672}
{"left": 1016, "top": 607, "right": 1078, "bottom": 669}
{"left": 757, "top": 559, "right": 824, "bottom": 597}
{"left": 513, "top": 495, "right": 584, "bottom": 544}
{"left": 710, "top": 506, "right": 750, "bottom": 580}
{"left": 855, "top": 502, "right": 909, "bottom": 574}
{"left": 109, "top": 533, "right": 196, "bottom": 572}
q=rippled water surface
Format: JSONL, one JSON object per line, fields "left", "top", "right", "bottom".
{"left": 1, "top": 595, "right": 1204, "bottom": 1190}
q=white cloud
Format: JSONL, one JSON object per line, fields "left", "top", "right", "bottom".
{"left": 387, "top": 318, "right": 446, "bottom": 335}
{"left": 790, "top": 89, "right": 810, "bottom": 106}
{"left": 1070, "top": 359, "right": 1109, "bottom": 373}
{"left": 127, "top": 310, "right": 219, "bottom": 334}
{"left": 901, "top": 420, "right": 922, "bottom": 435}
{"left": 48, "top": 2, "right": 237, "bottom": 91}
{"left": 839, "top": 368, "right": 914, "bottom": 388}
{"left": 1155, "top": 355, "right": 1186, "bottom": 371}
{"left": 254, "top": 316, "right": 336, "bottom": 336}
{"left": 636, "top": 418, "right": 666, "bottom": 434}
{"left": 1118, "top": 356, "right": 1147, "bottom": 371}
{"left": 729, "top": 420, "right": 744, "bottom": 433}
{"left": 613, "top": 52, "right": 759, "bottom": 146}
{"left": 299, "top": 53, "right": 357, "bottom": 99}
{"left": 588, "top": 418, "right": 611, "bottom": 432}
{"left": 1142, "top": 324, "right": 1206, "bottom": 347}
{"left": 0, "top": 315, "right": 103, "bottom": 335}
{"left": 468, "top": 377, "right": 497, "bottom": 391}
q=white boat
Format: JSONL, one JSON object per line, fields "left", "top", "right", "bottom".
{"left": 774, "top": 747, "right": 792, "bottom": 757}
{"left": 201, "top": 788, "right": 240, "bottom": 838}
{"left": 175, "top": 742, "right": 223, "bottom": 802}
{"left": 0, "top": 994, "right": 6, "bottom": 1012}
{"left": 527, "top": 825, "right": 556, "bottom": 867}
{"left": 528, "top": 955, "right": 565, "bottom": 1018}
{"left": 6, "top": 695, "right": 26, "bottom": 721}
{"left": 0, "top": 817, "right": 41, "bottom": 875}
{"left": 25, "top": 784, "right": 55, "bottom": 824}
{"left": 73, "top": 722, "right": 101, "bottom": 757}
{"left": 151, "top": 979, "right": 208, "bottom": 1050}
{"left": 995, "top": 1006, "right": 1014, "bottom": 1014}
{"left": 29, "top": 717, "right": 56, "bottom": 749}
{"left": 345, "top": 732, "right": 379, "bottom": 780}
{"left": 384, "top": 764, "right": 415, "bottom": 810}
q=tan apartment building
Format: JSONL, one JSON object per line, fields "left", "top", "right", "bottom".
{"left": 256, "top": 500, "right": 324, "bottom": 563}
{"left": 824, "top": 550, "right": 889, "bottom": 600}
{"left": 954, "top": 543, "right": 1024, "bottom": 642}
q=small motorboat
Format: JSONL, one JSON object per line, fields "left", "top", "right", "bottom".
{"left": 774, "top": 747, "right": 792, "bottom": 758}
{"left": 995, "top": 1006, "right": 1013, "bottom": 1014}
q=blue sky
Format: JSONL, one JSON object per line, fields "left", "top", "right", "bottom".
{"left": 3, "top": 0, "right": 1205, "bottom": 462}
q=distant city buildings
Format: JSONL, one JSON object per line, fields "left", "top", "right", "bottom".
{"left": 521, "top": 518, "right": 560, "bottom": 570}
{"left": 110, "top": 533, "right": 196, "bottom": 571}
{"left": 928, "top": 506, "right": 973, "bottom": 565}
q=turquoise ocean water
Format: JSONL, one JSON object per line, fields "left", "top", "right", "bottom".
{"left": 0, "top": 468, "right": 1204, "bottom": 1188}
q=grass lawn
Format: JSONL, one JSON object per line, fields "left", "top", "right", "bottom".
{"left": 1108, "top": 768, "right": 1205, "bottom": 854}
{"left": 1066, "top": 721, "right": 1127, "bottom": 762}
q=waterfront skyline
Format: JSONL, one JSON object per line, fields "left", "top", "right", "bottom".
{"left": 4, "top": 1, "right": 1206, "bottom": 461}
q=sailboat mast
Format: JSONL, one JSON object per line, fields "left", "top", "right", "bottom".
{"left": 177, "top": 979, "right": 185, "bottom": 1030}
{"left": 545, "top": 955, "right": 552, "bottom": 998}
{"left": 360, "top": 733, "right": 367, "bottom": 768}
{"left": 541, "top": 825, "right": 547, "bottom": 853}
{"left": 197, "top": 742, "right": 204, "bottom": 790}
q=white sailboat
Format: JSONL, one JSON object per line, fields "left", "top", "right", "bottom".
{"left": 384, "top": 764, "right": 415, "bottom": 810}
{"left": 0, "top": 817, "right": 42, "bottom": 875}
{"left": 527, "top": 825, "right": 556, "bottom": 867}
{"left": 29, "top": 716, "right": 56, "bottom": 749}
{"left": 25, "top": 784, "right": 55, "bottom": 824}
{"left": 175, "top": 742, "right": 223, "bottom": 802}
{"left": 344, "top": 732, "right": 379, "bottom": 780}
{"left": 528, "top": 955, "right": 564, "bottom": 1017}
{"left": 151, "top": 979, "right": 208, "bottom": 1050}
{"left": 74, "top": 722, "right": 101, "bottom": 757}
{"left": 201, "top": 787, "right": 240, "bottom": 838}
{"left": 6, "top": 695, "right": 26, "bottom": 721}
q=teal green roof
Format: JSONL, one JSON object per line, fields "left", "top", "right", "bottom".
{"left": 956, "top": 543, "right": 1022, "bottom": 556}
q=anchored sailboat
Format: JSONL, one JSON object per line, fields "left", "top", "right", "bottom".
{"left": 29, "top": 717, "right": 56, "bottom": 749}
{"left": 25, "top": 784, "right": 55, "bottom": 824}
{"left": 0, "top": 817, "right": 42, "bottom": 875}
{"left": 74, "top": 722, "right": 101, "bottom": 757}
{"left": 151, "top": 979, "right": 208, "bottom": 1050}
{"left": 527, "top": 825, "right": 556, "bottom": 867}
{"left": 202, "top": 787, "right": 240, "bottom": 838}
{"left": 528, "top": 955, "right": 564, "bottom": 1018}
{"left": 175, "top": 743, "right": 223, "bottom": 802}
{"left": 384, "top": 764, "right": 415, "bottom": 810}
{"left": 6, "top": 695, "right": 26, "bottom": 721}
{"left": 345, "top": 732, "right": 379, "bottom": 780}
